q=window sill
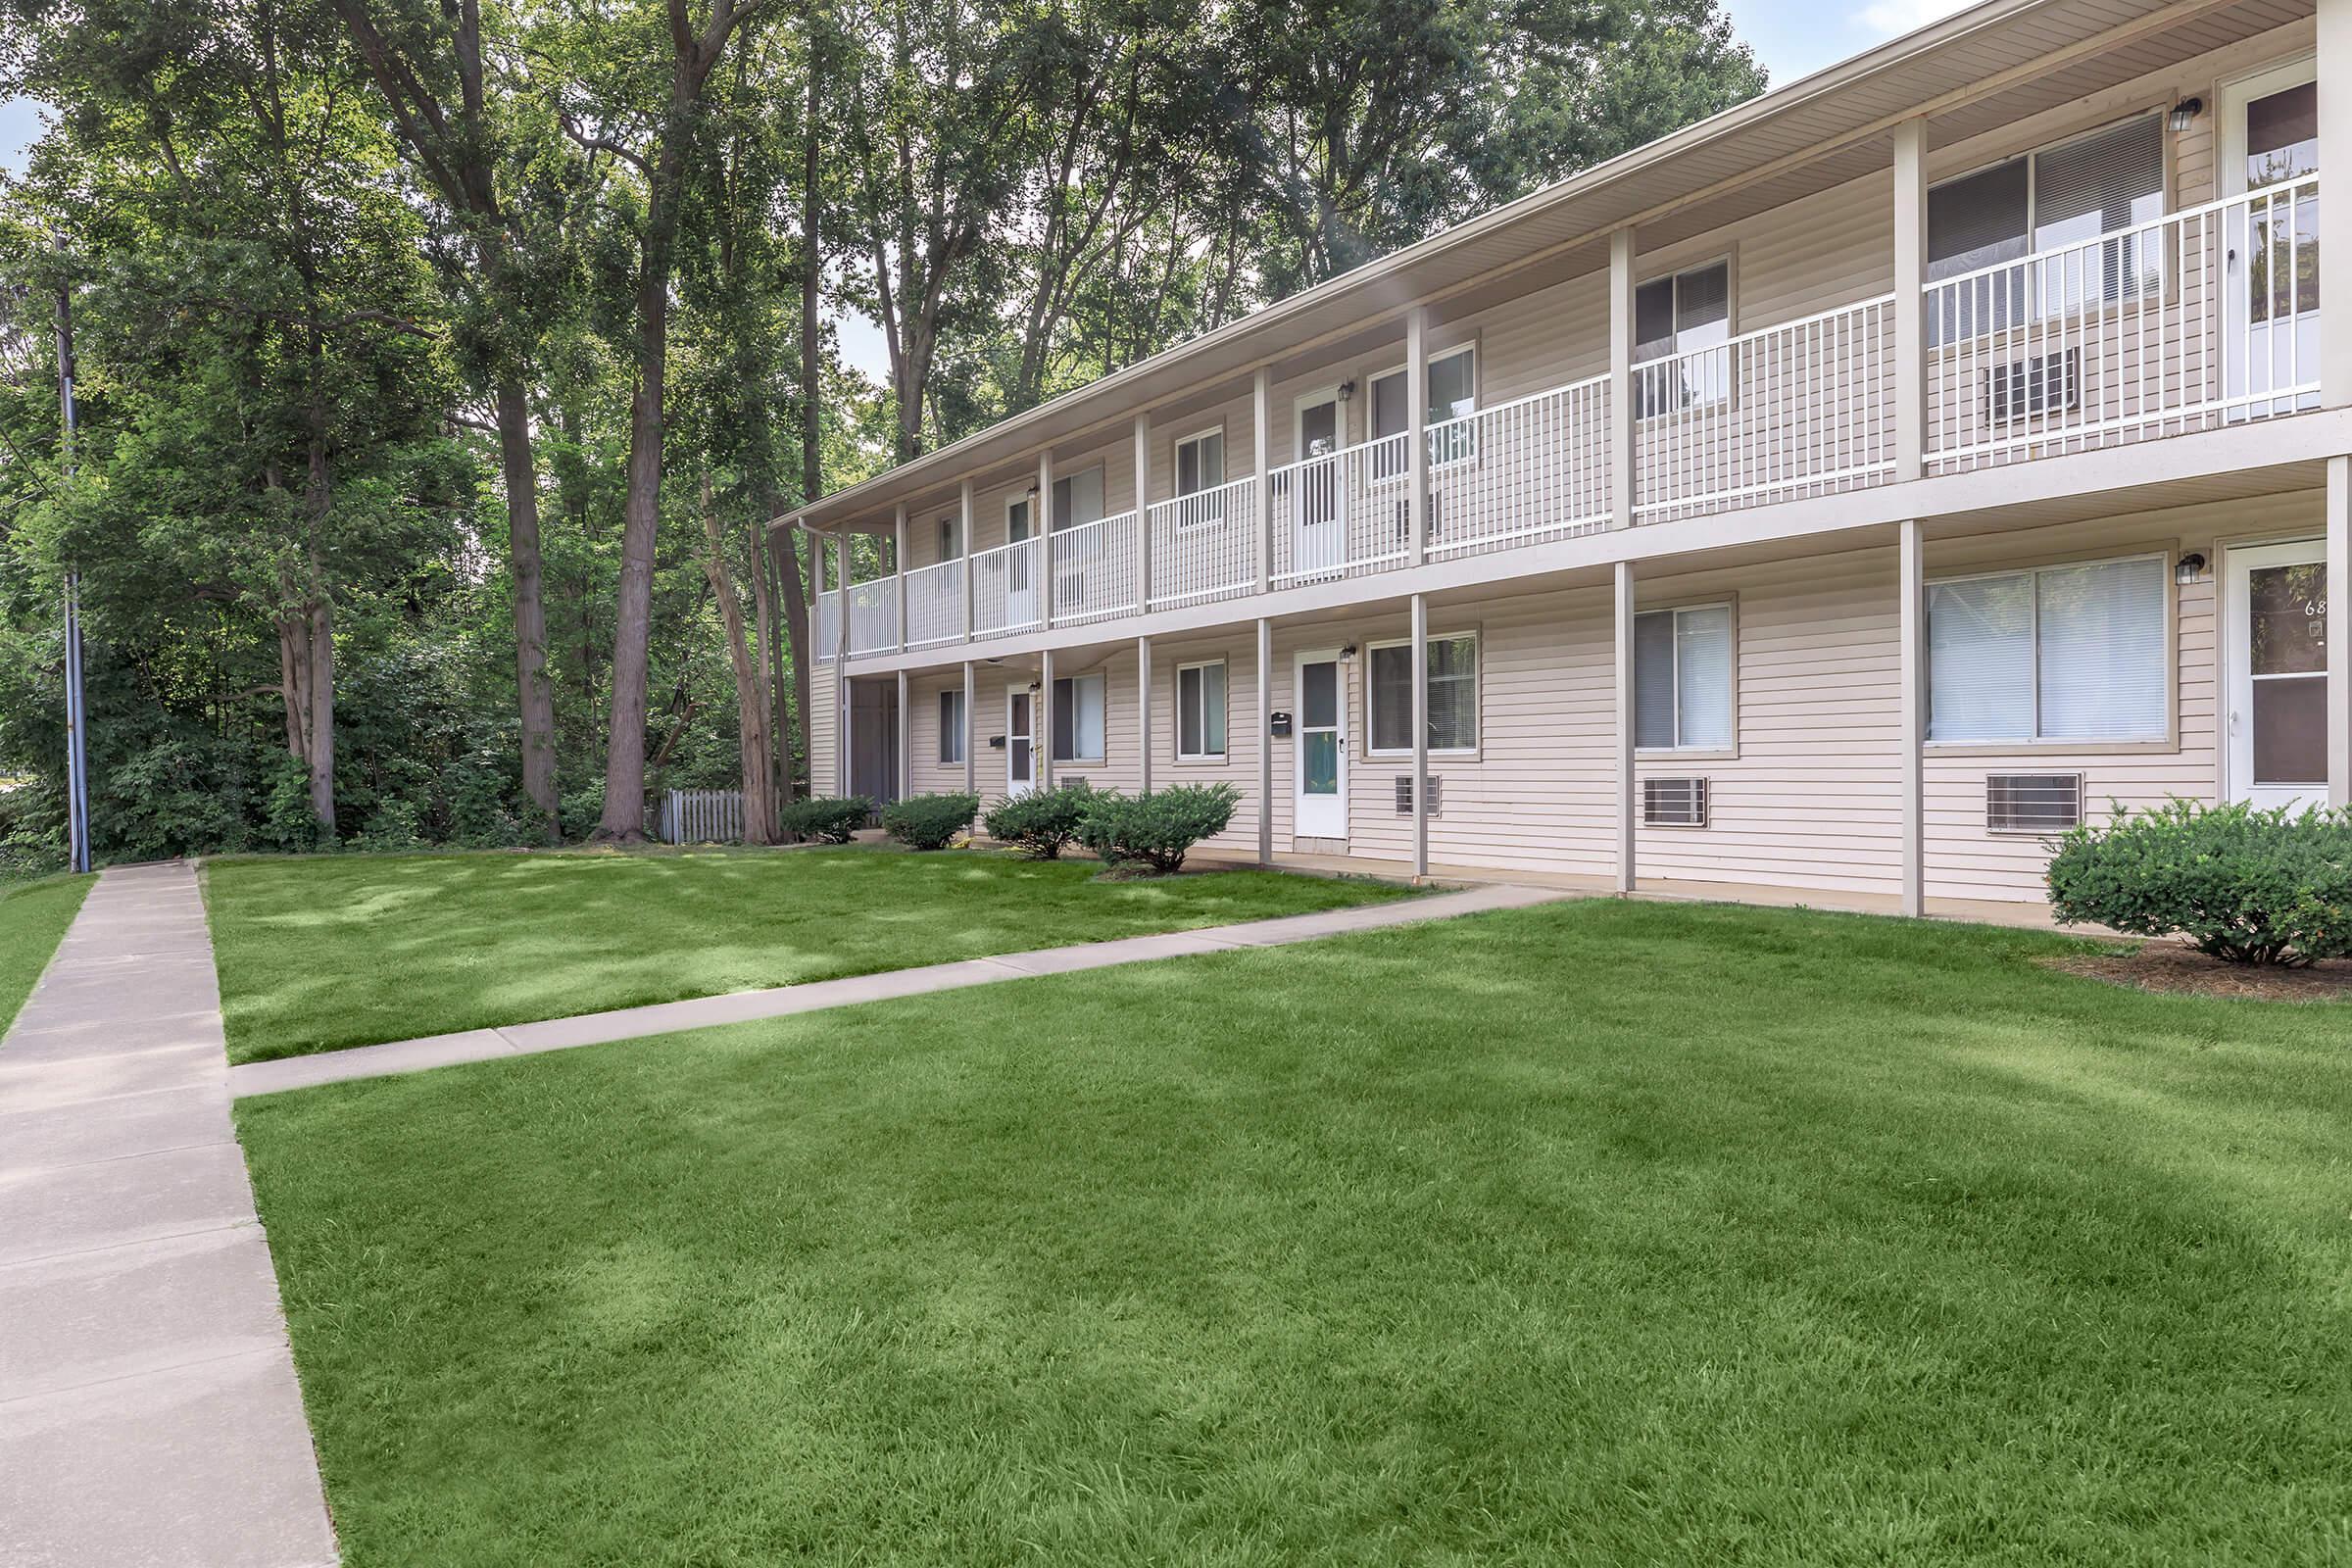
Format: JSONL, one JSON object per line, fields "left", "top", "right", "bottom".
{"left": 1924, "top": 737, "right": 2175, "bottom": 758}
{"left": 1366, "top": 749, "right": 1480, "bottom": 763}
{"left": 1050, "top": 759, "right": 1109, "bottom": 770}
{"left": 1173, "top": 754, "right": 1230, "bottom": 767}
{"left": 1637, "top": 747, "right": 1738, "bottom": 763}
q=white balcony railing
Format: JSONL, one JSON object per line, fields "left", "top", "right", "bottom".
{"left": 1051, "top": 510, "right": 1141, "bottom": 626}
{"left": 1925, "top": 176, "right": 2320, "bottom": 473}
{"left": 970, "top": 534, "right": 1044, "bottom": 638}
{"left": 813, "top": 588, "right": 841, "bottom": 662}
{"left": 905, "top": 558, "right": 964, "bottom": 649}
{"left": 1429, "top": 374, "right": 1613, "bottom": 559}
{"left": 847, "top": 577, "right": 899, "bottom": 657}
{"left": 1148, "top": 475, "right": 1259, "bottom": 611}
{"left": 818, "top": 178, "right": 2322, "bottom": 662}
{"left": 1633, "top": 294, "right": 1896, "bottom": 524}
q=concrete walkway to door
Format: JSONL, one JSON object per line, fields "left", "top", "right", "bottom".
{"left": 230, "top": 880, "right": 1570, "bottom": 1100}
{"left": 0, "top": 863, "right": 339, "bottom": 1568}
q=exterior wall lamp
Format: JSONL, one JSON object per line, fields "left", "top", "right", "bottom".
{"left": 2168, "top": 97, "right": 2203, "bottom": 132}
{"left": 2175, "top": 552, "right": 2208, "bottom": 585}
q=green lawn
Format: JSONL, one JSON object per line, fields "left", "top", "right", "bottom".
{"left": 0, "top": 874, "right": 91, "bottom": 1034}
{"left": 204, "top": 847, "right": 1410, "bottom": 1062}
{"left": 237, "top": 900, "right": 2352, "bottom": 1565}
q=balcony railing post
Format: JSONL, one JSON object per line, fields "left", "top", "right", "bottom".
{"left": 892, "top": 503, "right": 908, "bottom": 654}
{"left": 1406, "top": 306, "right": 1429, "bottom": 566}
{"left": 1608, "top": 230, "right": 1636, "bottom": 528}
{"left": 1893, "top": 117, "right": 1928, "bottom": 481}
{"left": 1133, "top": 414, "right": 1152, "bottom": 612}
{"left": 959, "top": 478, "right": 975, "bottom": 643}
{"left": 2322, "top": 0, "right": 2350, "bottom": 406}
{"left": 1254, "top": 367, "right": 1273, "bottom": 591}
{"left": 1038, "top": 451, "right": 1054, "bottom": 627}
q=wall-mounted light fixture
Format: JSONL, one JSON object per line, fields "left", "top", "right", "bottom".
{"left": 1337, "top": 379, "right": 1357, "bottom": 403}
{"left": 2175, "top": 552, "right": 2208, "bottom": 585}
{"left": 2168, "top": 97, "right": 2203, "bottom": 132}
{"left": 1340, "top": 644, "right": 1358, "bottom": 662}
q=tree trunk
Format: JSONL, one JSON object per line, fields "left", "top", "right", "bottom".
{"left": 306, "top": 591, "right": 335, "bottom": 832}
{"left": 700, "top": 474, "right": 776, "bottom": 844}
{"left": 496, "top": 377, "right": 560, "bottom": 840}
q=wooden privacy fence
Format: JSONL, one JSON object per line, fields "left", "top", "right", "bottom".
{"left": 659, "top": 788, "right": 749, "bottom": 845}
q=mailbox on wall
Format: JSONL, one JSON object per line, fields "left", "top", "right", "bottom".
{"left": 1269, "top": 710, "right": 1293, "bottom": 737}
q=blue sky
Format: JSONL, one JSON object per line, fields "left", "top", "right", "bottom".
{"left": 0, "top": 0, "right": 1966, "bottom": 380}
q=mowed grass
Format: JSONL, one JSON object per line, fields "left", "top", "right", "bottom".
{"left": 0, "top": 874, "right": 92, "bottom": 1033}
{"left": 237, "top": 899, "right": 2352, "bottom": 1566}
{"left": 203, "top": 847, "right": 1409, "bottom": 1063}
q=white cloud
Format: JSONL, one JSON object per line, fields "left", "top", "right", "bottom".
{"left": 1853, "top": 0, "right": 1980, "bottom": 42}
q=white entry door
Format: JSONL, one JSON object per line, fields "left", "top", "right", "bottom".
{"left": 1005, "top": 688, "right": 1036, "bottom": 798}
{"left": 1292, "top": 391, "right": 1346, "bottom": 580}
{"left": 2225, "top": 539, "right": 2328, "bottom": 812}
{"left": 2221, "top": 59, "right": 2321, "bottom": 416}
{"left": 1294, "top": 651, "right": 1348, "bottom": 838}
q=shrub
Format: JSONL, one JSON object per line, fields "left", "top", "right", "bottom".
{"left": 1076, "top": 783, "right": 1241, "bottom": 874}
{"left": 982, "top": 780, "right": 1094, "bottom": 858}
{"left": 779, "top": 795, "right": 872, "bottom": 844}
{"left": 883, "top": 792, "right": 979, "bottom": 851}
{"left": 2045, "top": 797, "right": 2352, "bottom": 966}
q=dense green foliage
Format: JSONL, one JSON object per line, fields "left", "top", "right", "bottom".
{"left": 0, "top": 871, "right": 89, "bottom": 1032}
{"left": 881, "top": 792, "right": 978, "bottom": 851}
{"left": 776, "top": 796, "right": 871, "bottom": 844}
{"left": 1076, "top": 782, "right": 1240, "bottom": 873}
{"left": 983, "top": 780, "right": 1096, "bottom": 858}
{"left": 204, "top": 846, "right": 1406, "bottom": 1059}
{"left": 2046, "top": 798, "right": 2352, "bottom": 965}
{"left": 241, "top": 900, "right": 2352, "bottom": 1562}
{"left": 0, "top": 0, "right": 1762, "bottom": 867}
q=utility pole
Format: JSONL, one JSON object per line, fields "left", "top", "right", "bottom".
{"left": 55, "top": 276, "right": 90, "bottom": 874}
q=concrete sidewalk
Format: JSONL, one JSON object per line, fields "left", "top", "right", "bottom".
{"left": 232, "top": 880, "right": 1568, "bottom": 1100}
{"left": 0, "top": 863, "right": 339, "bottom": 1567}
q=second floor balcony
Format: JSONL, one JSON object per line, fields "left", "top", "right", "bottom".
{"left": 816, "top": 173, "right": 2327, "bottom": 664}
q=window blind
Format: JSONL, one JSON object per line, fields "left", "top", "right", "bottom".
{"left": 1674, "top": 607, "right": 1734, "bottom": 748}
{"left": 1634, "top": 612, "right": 1677, "bottom": 748}
{"left": 1928, "top": 158, "right": 2030, "bottom": 280}
{"left": 2034, "top": 558, "right": 2165, "bottom": 739}
{"left": 1052, "top": 674, "right": 1103, "bottom": 761}
{"left": 2032, "top": 115, "right": 2163, "bottom": 253}
{"left": 1928, "top": 573, "right": 2035, "bottom": 741}
{"left": 938, "top": 688, "right": 963, "bottom": 764}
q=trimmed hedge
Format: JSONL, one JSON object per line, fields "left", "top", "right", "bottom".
{"left": 778, "top": 796, "right": 871, "bottom": 845}
{"left": 982, "top": 780, "right": 1094, "bottom": 858}
{"left": 2045, "top": 797, "right": 2352, "bottom": 966}
{"left": 1076, "top": 784, "right": 1241, "bottom": 875}
{"left": 882, "top": 792, "right": 979, "bottom": 851}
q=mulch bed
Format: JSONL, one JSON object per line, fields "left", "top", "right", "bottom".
{"left": 2041, "top": 943, "right": 2352, "bottom": 1003}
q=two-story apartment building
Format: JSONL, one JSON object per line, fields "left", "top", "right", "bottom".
{"left": 776, "top": 0, "right": 2351, "bottom": 915}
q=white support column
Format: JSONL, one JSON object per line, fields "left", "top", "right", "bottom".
{"left": 1893, "top": 119, "right": 1929, "bottom": 482}
{"left": 959, "top": 478, "right": 975, "bottom": 642}
{"left": 1255, "top": 617, "right": 1273, "bottom": 865}
{"left": 2320, "top": 0, "right": 2351, "bottom": 407}
{"left": 962, "top": 661, "right": 977, "bottom": 798}
{"left": 1040, "top": 647, "right": 1055, "bottom": 792}
{"left": 896, "top": 667, "right": 910, "bottom": 803}
{"left": 1038, "top": 451, "right": 1055, "bottom": 626}
{"left": 1410, "top": 592, "right": 1430, "bottom": 880}
{"left": 892, "top": 503, "right": 907, "bottom": 654}
{"left": 1406, "top": 307, "right": 1430, "bottom": 567}
{"left": 1607, "top": 231, "right": 1637, "bottom": 529}
{"left": 2328, "top": 456, "right": 2350, "bottom": 806}
{"left": 1613, "top": 561, "right": 1636, "bottom": 892}
{"left": 834, "top": 533, "right": 852, "bottom": 797}
{"left": 1899, "top": 518, "right": 1927, "bottom": 913}
{"left": 1253, "top": 367, "right": 1274, "bottom": 592}
{"left": 1133, "top": 413, "right": 1152, "bottom": 612}
{"left": 1137, "top": 636, "right": 1153, "bottom": 794}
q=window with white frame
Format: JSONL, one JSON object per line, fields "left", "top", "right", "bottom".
{"left": 1176, "top": 661, "right": 1228, "bottom": 760}
{"left": 1928, "top": 113, "right": 2166, "bottom": 343}
{"left": 938, "top": 514, "right": 960, "bottom": 560}
{"left": 1051, "top": 466, "right": 1105, "bottom": 530}
{"left": 1370, "top": 344, "right": 1478, "bottom": 473}
{"left": 1369, "top": 633, "right": 1478, "bottom": 755}
{"left": 938, "top": 687, "right": 964, "bottom": 764}
{"left": 1052, "top": 672, "right": 1106, "bottom": 762}
{"left": 1173, "top": 428, "right": 1226, "bottom": 526}
{"left": 1005, "top": 493, "right": 1035, "bottom": 542}
{"left": 1927, "top": 555, "right": 2168, "bottom": 743}
{"left": 1634, "top": 604, "right": 1735, "bottom": 751}
{"left": 1634, "top": 261, "right": 1730, "bottom": 413}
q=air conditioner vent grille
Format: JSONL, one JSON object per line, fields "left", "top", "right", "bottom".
{"left": 1642, "top": 776, "right": 1709, "bottom": 827}
{"left": 1393, "top": 775, "right": 1443, "bottom": 816}
{"left": 1986, "top": 773, "right": 2082, "bottom": 833}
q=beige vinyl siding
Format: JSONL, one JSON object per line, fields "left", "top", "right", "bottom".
{"left": 808, "top": 662, "right": 839, "bottom": 799}
{"left": 1143, "top": 631, "right": 1263, "bottom": 857}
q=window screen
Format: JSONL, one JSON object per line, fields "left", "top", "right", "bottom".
{"left": 1635, "top": 607, "right": 1733, "bottom": 749}
{"left": 938, "top": 688, "right": 964, "bottom": 764}
{"left": 1929, "top": 158, "right": 2031, "bottom": 281}
{"left": 1371, "top": 637, "right": 1477, "bottom": 752}
{"left": 1928, "top": 559, "right": 2165, "bottom": 743}
{"left": 1175, "top": 432, "right": 1223, "bottom": 496}
{"left": 1178, "top": 662, "right": 1227, "bottom": 758}
{"left": 1051, "top": 674, "right": 1104, "bottom": 761}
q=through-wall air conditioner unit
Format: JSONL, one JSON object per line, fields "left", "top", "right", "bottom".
{"left": 1985, "top": 773, "right": 2082, "bottom": 833}
{"left": 1642, "top": 776, "right": 1710, "bottom": 827}
{"left": 1393, "top": 775, "right": 1443, "bottom": 816}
